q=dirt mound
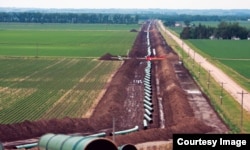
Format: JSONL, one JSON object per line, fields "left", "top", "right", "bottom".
{"left": 0, "top": 117, "right": 94, "bottom": 141}
{"left": 130, "top": 29, "right": 138, "bottom": 32}
{"left": 99, "top": 53, "right": 114, "bottom": 60}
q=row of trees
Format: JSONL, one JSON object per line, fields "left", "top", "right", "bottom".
{"left": 2, "top": 12, "right": 249, "bottom": 24}
{"left": 180, "top": 22, "right": 250, "bottom": 39}
{"left": 0, "top": 12, "right": 139, "bottom": 24}
{"left": 162, "top": 14, "right": 250, "bottom": 27}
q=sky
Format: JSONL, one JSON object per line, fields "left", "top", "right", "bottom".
{"left": 0, "top": 0, "right": 250, "bottom": 9}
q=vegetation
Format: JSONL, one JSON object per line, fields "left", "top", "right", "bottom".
{"left": 0, "top": 22, "right": 140, "bottom": 30}
{"left": 162, "top": 15, "right": 250, "bottom": 27}
{"left": 0, "top": 12, "right": 139, "bottom": 24}
{"left": 160, "top": 27, "right": 250, "bottom": 133}
{"left": 180, "top": 21, "right": 250, "bottom": 39}
{"left": 0, "top": 57, "right": 121, "bottom": 124}
{"left": 192, "top": 21, "right": 250, "bottom": 29}
{"left": 0, "top": 23, "right": 138, "bottom": 57}
{"left": 187, "top": 39, "right": 250, "bottom": 91}
{"left": 0, "top": 23, "right": 137, "bottom": 124}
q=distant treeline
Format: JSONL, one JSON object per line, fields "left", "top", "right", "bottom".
{"left": 161, "top": 14, "right": 250, "bottom": 27}
{"left": 0, "top": 12, "right": 139, "bottom": 24}
{"left": 180, "top": 22, "right": 250, "bottom": 39}
{"left": 1, "top": 12, "right": 250, "bottom": 24}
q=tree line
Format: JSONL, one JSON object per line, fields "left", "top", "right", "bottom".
{"left": 180, "top": 22, "right": 250, "bottom": 39}
{"left": 162, "top": 14, "right": 250, "bottom": 27}
{"left": 0, "top": 12, "right": 139, "bottom": 24}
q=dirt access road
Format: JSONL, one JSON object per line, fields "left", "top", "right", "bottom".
{"left": 158, "top": 21, "right": 250, "bottom": 112}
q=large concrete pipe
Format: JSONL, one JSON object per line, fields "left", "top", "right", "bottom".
{"left": 38, "top": 133, "right": 117, "bottom": 150}
{"left": 118, "top": 144, "right": 137, "bottom": 150}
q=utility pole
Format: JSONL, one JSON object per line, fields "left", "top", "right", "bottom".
{"left": 220, "top": 82, "right": 226, "bottom": 105}
{"left": 198, "top": 62, "right": 202, "bottom": 78}
{"left": 192, "top": 51, "right": 196, "bottom": 70}
{"left": 112, "top": 117, "right": 115, "bottom": 142}
{"left": 207, "top": 70, "right": 212, "bottom": 89}
{"left": 181, "top": 41, "right": 184, "bottom": 60}
{"left": 35, "top": 43, "right": 38, "bottom": 58}
{"left": 237, "top": 90, "right": 248, "bottom": 132}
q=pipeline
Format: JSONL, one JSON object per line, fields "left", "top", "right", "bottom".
{"left": 145, "top": 92, "right": 151, "bottom": 98}
{"left": 38, "top": 133, "right": 117, "bottom": 150}
{"left": 111, "top": 126, "right": 139, "bottom": 136}
{"left": 144, "top": 89, "right": 152, "bottom": 94}
{"left": 143, "top": 119, "right": 148, "bottom": 129}
{"left": 16, "top": 143, "right": 38, "bottom": 149}
{"left": 144, "top": 100, "right": 153, "bottom": 107}
{"left": 12, "top": 132, "right": 106, "bottom": 150}
{"left": 144, "top": 104, "right": 153, "bottom": 112}
{"left": 118, "top": 144, "right": 137, "bottom": 150}
{"left": 0, "top": 142, "right": 3, "bottom": 150}
{"left": 85, "top": 132, "right": 106, "bottom": 138}
{"left": 144, "top": 114, "right": 152, "bottom": 123}
{"left": 145, "top": 108, "right": 152, "bottom": 117}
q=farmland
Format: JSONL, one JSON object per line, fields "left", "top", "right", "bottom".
{"left": 187, "top": 39, "right": 250, "bottom": 90}
{"left": 0, "top": 23, "right": 138, "bottom": 124}
{"left": 0, "top": 57, "right": 121, "bottom": 124}
{"left": 0, "top": 23, "right": 139, "bottom": 57}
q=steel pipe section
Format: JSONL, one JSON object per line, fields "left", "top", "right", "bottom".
{"left": 144, "top": 114, "right": 152, "bottom": 123}
{"left": 111, "top": 126, "right": 139, "bottom": 136}
{"left": 0, "top": 142, "right": 3, "bottom": 150}
{"left": 16, "top": 143, "right": 38, "bottom": 149}
{"left": 142, "top": 21, "right": 154, "bottom": 129}
{"left": 144, "top": 104, "right": 153, "bottom": 112}
{"left": 144, "top": 100, "right": 153, "bottom": 107}
{"left": 38, "top": 133, "right": 117, "bottom": 150}
{"left": 143, "top": 119, "right": 148, "bottom": 129}
{"left": 118, "top": 144, "right": 137, "bottom": 150}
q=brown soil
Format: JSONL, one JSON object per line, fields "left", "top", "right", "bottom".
{"left": 1, "top": 20, "right": 227, "bottom": 149}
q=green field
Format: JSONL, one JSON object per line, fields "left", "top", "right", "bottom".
{"left": 162, "top": 26, "right": 250, "bottom": 133}
{"left": 0, "top": 57, "right": 121, "bottom": 124}
{"left": 188, "top": 40, "right": 250, "bottom": 81}
{"left": 0, "top": 23, "right": 139, "bottom": 57}
{"left": 168, "top": 21, "right": 250, "bottom": 36}
{"left": 192, "top": 21, "right": 250, "bottom": 29}
{"left": 0, "top": 23, "right": 137, "bottom": 124}
{"left": 0, "top": 23, "right": 140, "bottom": 31}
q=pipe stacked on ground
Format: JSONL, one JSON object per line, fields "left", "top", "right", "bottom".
{"left": 38, "top": 133, "right": 117, "bottom": 150}
{"left": 143, "top": 21, "right": 154, "bottom": 129}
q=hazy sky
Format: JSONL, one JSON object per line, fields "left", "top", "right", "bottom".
{"left": 1, "top": 0, "right": 250, "bottom": 9}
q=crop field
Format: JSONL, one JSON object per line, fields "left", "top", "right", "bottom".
{"left": 0, "top": 23, "right": 140, "bottom": 31}
{"left": 0, "top": 23, "right": 139, "bottom": 57}
{"left": 0, "top": 23, "right": 138, "bottom": 124}
{"left": 188, "top": 40, "right": 250, "bottom": 90}
{"left": 188, "top": 40, "right": 250, "bottom": 78}
{"left": 0, "top": 57, "right": 121, "bottom": 124}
